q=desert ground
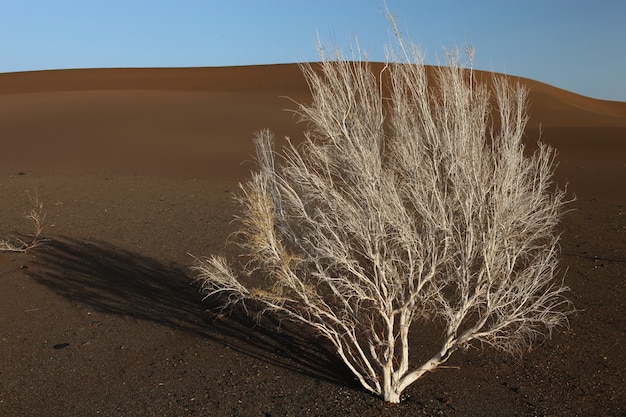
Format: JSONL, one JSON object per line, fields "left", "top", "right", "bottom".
{"left": 0, "top": 64, "right": 624, "bottom": 416}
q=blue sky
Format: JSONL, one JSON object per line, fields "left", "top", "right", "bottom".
{"left": 1, "top": 0, "right": 624, "bottom": 101}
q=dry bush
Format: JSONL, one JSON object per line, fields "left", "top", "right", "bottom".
{"left": 1, "top": 190, "right": 46, "bottom": 253}
{"left": 192, "top": 19, "right": 571, "bottom": 403}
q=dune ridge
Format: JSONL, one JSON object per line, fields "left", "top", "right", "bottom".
{"left": 2, "top": 64, "right": 624, "bottom": 122}
{"left": 0, "top": 65, "right": 307, "bottom": 95}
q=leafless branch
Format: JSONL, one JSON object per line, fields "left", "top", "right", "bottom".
{"left": 192, "top": 14, "right": 572, "bottom": 403}
{"left": 1, "top": 190, "right": 47, "bottom": 253}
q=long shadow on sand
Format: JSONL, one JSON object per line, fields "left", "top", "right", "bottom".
{"left": 27, "top": 236, "right": 356, "bottom": 389}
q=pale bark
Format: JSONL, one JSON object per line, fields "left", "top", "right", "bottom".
{"left": 192, "top": 15, "right": 571, "bottom": 403}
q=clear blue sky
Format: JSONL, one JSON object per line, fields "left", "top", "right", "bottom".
{"left": 1, "top": 0, "right": 624, "bottom": 101}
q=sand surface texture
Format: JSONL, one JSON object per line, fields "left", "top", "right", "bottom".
{"left": 0, "top": 65, "right": 624, "bottom": 416}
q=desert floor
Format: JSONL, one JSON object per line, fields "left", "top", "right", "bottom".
{"left": 0, "top": 65, "right": 624, "bottom": 416}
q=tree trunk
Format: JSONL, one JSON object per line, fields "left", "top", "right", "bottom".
{"left": 382, "top": 388, "right": 401, "bottom": 404}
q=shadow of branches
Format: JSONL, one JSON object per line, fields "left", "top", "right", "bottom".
{"left": 27, "top": 236, "right": 356, "bottom": 388}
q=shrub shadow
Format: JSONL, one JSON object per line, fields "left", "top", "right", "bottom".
{"left": 27, "top": 236, "right": 356, "bottom": 389}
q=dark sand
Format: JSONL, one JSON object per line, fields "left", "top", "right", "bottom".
{"left": 0, "top": 65, "right": 624, "bottom": 416}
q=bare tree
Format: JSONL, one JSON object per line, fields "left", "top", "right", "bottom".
{"left": 192, "top": 24, "right": 571, "bottom": 403}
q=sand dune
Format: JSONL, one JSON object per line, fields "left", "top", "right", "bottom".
{"left": 0, "top": 65, "right": 309, "bottom": 178}
{"left": 0, "top": 64, "right": 624, "bottom": 201}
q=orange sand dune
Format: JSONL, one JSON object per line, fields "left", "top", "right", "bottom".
{"left": 0, "top": 64, "right": 624, "bottom": 201}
